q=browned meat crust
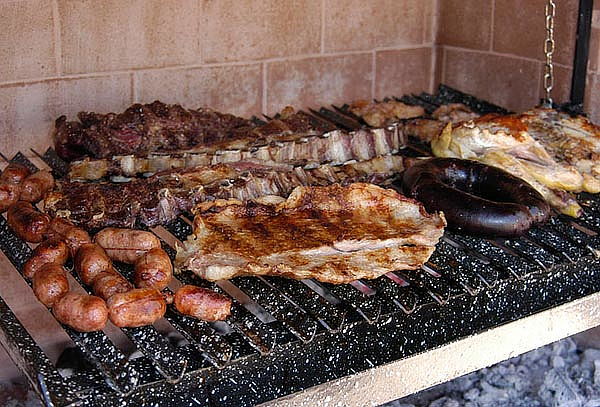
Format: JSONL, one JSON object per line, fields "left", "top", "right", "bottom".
{"left": 175, "top": 183, "right": 445, "bottom": 284}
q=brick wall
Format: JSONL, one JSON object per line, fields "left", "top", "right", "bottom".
{"left": 0, "top": 0, "right": 436, "bottom": 157}
{"left": 436, "top": 0, "right": 600, "bottom": 123}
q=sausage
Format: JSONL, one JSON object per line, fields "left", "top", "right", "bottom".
{"left": 107, "top": 288, "right": 166, "bottom": 328}
{"left": 94, "top": 228, "right": 161, "bottom": 264}
{"left": 7, "top": 201, "right": 51, "bottom": 242}
{"left": 52, "top": 292, "right": 108, "bottom": 332}
{"left": 174, "top": 285, "right": 232, "bottom": 322}
{"left": 74, "top": 243, "right": 113, "bottom": 286}
{"left": 92, "top": 270, "right": 132, "bottom": 300}
{"left": 0, "top": 163, "right": 31, "bottom": 184}
{"left": 32, "top": 263, "right": 69, "bottom": 307}
{"left": 0, "top": 163, "right": 31, "bottom": 212}
{"left": 134, "top": 248, "right": 173, "bottom": 291}
{"left": 45, "top": 217, "right": 91, "bottom": 256}
{"left": 399, "top": 157, "right": 551, "bottom": 237}
{"left": 23, "top": 237, "right": 69, "bottom": 279}
{"left": 20, "top": 170, "right": 54, "bottom": 203}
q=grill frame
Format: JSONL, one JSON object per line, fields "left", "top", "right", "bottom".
{"left": 0, "top": 85, "right": 599, "bottom": 406}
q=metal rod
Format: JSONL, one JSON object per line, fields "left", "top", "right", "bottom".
{"left": 570, "top": 0, "right": 594, "bottom": 107}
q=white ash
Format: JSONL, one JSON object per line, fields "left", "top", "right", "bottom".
{"left": 383, "top": 338, "right": 600, "bottom": 407}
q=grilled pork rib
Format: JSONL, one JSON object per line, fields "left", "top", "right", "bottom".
{"left": 431, "top": 109, "right": 600, "bottom": 217}
{"left": 175, "top": 183, "right": 446, "bottom": 284}
{"left": 44, "top": 156, "right": 405, "bottom": 230}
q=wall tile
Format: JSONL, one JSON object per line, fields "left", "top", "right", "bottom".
{"left": 202, "top": 0, "right": 320, "bottom": 63}
{"left": 437, "top": 0, "right": 492, "bottom": 50}
{"left": 493, "top": 0, "right": 578, "bottom": 66}
{"left": 0, "top": 0, "right": 56, "bottom": 82}
{"left": 59, "top": 0, "right": 200, "bottom": 74}
{"left": 585, "top": 73, "right": 600, "bottom": 123}
{"left": 266, "top": 54, "right": 372, "bottom": 114}
{"left": 324, "top": 0, "right": 424, "bottom": 52}
{"left": 375, "top": 47, "right": 433, "bottom": 98}
{"left": 590, "top": 27, "right": 600, "bottom": 73}
{"left": 538, "top": 65, "right": 572, "bottom": 105}
{"left": 443, "top": 49, "right": 541, "bottom": 112}
{"left": 0, "top": 75, "right": 131, "bottom": 157}
{"left": 136, "top": 65, "right": 262, "bottom": 117}
{"left": 423, "top": 0, "right": 438, "bottom": 44}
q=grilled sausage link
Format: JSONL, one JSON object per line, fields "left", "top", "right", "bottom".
{"left": 134, "top": 248, "right": 173, "bottom": 291}
{"left": 174, "top": 285, "right": 232, "bottom": 322}
{"left": 107, "top": 288, "right": 166, "bottom": 328}
{"left": 95, "top": 228, "right": 161, "bottom": 264}
{"left": 20, "top": 170, "right": 55, "bottom": 203}
{"left": 52, "top": 292, "right": 108, "bottom": 332}
{"left": 0, "top": 163, "right": 31, "bottom": 213}
{"left": 45, "top": 217, "right": 91, "bottom": 256}
{"left": 23, "top": 237, "right": 69, "bottom": 279}
{"left": 32, "top": 263, "right": 70, "bottom": 307}
{"left": 74, "top": 243, "right": 113, "bottom": 286}
{"left": 92, "top": 270, "right": 132, "bottom": 300}
{"left": 7, "top": 201, "right": 51, "bottom": 242}
{"left": 399, "top": 157, "right": 550, "bottom": 237}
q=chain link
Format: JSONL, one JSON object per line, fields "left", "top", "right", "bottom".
{"left": 543, "top": 0, "right": 556, "bottom": 107}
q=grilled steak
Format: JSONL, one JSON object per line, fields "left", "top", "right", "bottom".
{"left": 44, "top": 156, "right": 405, "bottom": 230}
{"left": 431, "top": 109, "right": 600, "bottom": 217}
{"left": 68, "top": 126, "right": 403, "bottom": 181}
{"left": 175, "top": 183, "right": 446, "bottom": 284}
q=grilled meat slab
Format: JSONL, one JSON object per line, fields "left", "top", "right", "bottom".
{"left": 350, "top": 100, "right": 425, "bottom": 127}
{"left": 175, "top": 183, "right": 446, "bottom": 284}
{"left": 431, "top": 109, "right": 600, "bottom": 217}
{"left": 44, "top": 156, "right": 405, "bottom": 230}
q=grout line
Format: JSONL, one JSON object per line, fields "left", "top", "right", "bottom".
{"left": 371, "top": 51, "right": 376, "bottom": 99}
{"left": 51, "top": 0, "right": 62, "bottom": 76}
{"left": 441, "top": 45, "right": 573, "bottom": 68}
{"left": 262, "top": 63, "right": 268, "bottom": 114}
{"left": 320, "top": 0, "right": 326, "bottom": 53}
{"left": 430, "top": 46, "right": 436, "bottom": 93}
{"left": 489, "top": 0, "right": 495, "bottom": 52}
{"left": 131, "top": 73, "right": 137, "bottom": 103}
{"left": 441, "top": 46, "right": 447, "bottom": 85}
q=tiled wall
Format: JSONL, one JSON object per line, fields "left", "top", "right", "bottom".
{"left": 0, "top": 0, "right": 436, "bottom": 157}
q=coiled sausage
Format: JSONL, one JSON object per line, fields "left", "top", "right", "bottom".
{"left": 23, "top": 237, "right": 69, "bottom": 279}
{"left": 134, "top": 248, "right": 173, "bottom": 291}
{"left": 94, "top": 228, "right": 161, "bottom": 264}
{"left": 7, "top": 201, "right": 51, "bottom": 242}
{"left": 52, "top": 293, "right": 108, "bottom": 332}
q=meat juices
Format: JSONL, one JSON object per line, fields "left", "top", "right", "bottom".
{"left": 23, "top": 237, "right": 69, "bottom": 279}
{"left": 134, "top": 248, "right": 173, "bottom": 291}
{"left": 52, "top": 293, "right": 108, "bottom": 332}
{"left": 94, "top": 228, "right": 161, "bottom": 264}
{"left": 174, "top": 285, "right": 231, "bottom": 322}
{"left": 7, "top": 201, "right": 51, "bottom": 242}
{"left": 32, "top": 263, "right": 69, "bottom": 307}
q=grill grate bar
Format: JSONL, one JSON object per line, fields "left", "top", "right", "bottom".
{"left": 37, "top": 148, "right": 70, "bottom": 178}
{"left": 232, "top": 277, "right": 318, "bottom": 343}
{"left": 426, "top": 242, "right": 487, "bottom": 294}
{"left": 525, "top": 226, "right": 585, "bottom": 262}
{"left": 308, "top": 108, "right": 361, "bottom": 131}
{"left": 498, "top": 237, "right": 558, "bottom": 271}
{"left": 437, "top": 84, "right": 511, "bottom": 115}
{"left": 547, "top": 216, "right": 600, "bottom": 256}
{"left": 367, "top": 275, "right": 420, "bottom": 314}
{"left": 320, "top": 282, "right": 384, "bottom": 323}
{"left": 161, "top": 219, "right": 283, "bottom": 353}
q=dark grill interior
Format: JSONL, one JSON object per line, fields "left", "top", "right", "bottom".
{"left": 1, "top": 85, "right": 600, "bottom": 407}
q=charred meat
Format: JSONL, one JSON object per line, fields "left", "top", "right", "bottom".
{"left": 175, "top": 183, "right": 445, "bottom": 284}
{"left": 349, "top": 100, "right": 425, "bottom": 127}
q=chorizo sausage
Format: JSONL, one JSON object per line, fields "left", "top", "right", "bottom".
{"left": 399, "top": 157, "right": 550, "bottom": 237}
{"left": 1, "top": 163, "right": 31, "bottom": 184}
{"left": 174, "top": 285, "right": 232, "bottom": 322}
{"left": 107, "top": 288, "right": 166, "bottom": 328}
{"left": 20, "top": 170, "right": 54, "bottom": 203}
{"left": 0, "top": 163, "right": 31, "bottom": 212}
{"left": 134, "top": 248, "right": 173, "bottom": 291}
{"left": 32, "top": 263, "right": 69, "bottom": 307}
{"left": 45, "top": 217, "right": 91, "bottom": 256}
{"left": 23, "top": 237, "right": 69, "bottom": 279}
{"left": 52, "top": 292, "right": 108, "bottom": 332}
{"left": 92, "top": 270, "right": 132, "bottom": 300}
{"left": 74, "top": 243, "right": 113, "bottom": 286}
{"left": 94, "top": 228, "right": 161, "bottom": 264}
{"left": 7, "top": 201, "right": 51, "bottom": 242}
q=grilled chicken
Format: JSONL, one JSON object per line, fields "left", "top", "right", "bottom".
{"left": 431, "top": 109, "right": 600, "bottom": 217}
{"left": 175, "top": 183, "right": 445, "bottom": 284}
{"left": 350, "top": 100, "right": 425, "bottom": 127}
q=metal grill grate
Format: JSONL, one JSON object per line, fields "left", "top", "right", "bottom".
{"left": 0, "top": 85, "right": 599, "bottom": 406}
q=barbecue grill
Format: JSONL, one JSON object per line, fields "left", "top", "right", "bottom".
{"left": 0, "top": 85, "right": 599, "bottom": 407}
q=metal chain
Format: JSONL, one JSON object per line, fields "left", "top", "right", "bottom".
{"left": 543, "top": 0, "right": 556, "bottom": 107}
